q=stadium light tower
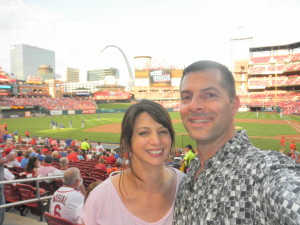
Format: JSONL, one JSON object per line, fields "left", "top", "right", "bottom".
{"left": 269, "top": 57, "right": 277, "bottom": 107}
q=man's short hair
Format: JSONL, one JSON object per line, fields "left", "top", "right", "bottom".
{"left": 59, "top": 157, "right": 69, "bottom": 167}
{"left": 181, "top": 60, "right": 236, "bottom": 100}
{"left": 44, "top": 155, "right": 53, "bottom": 164}
{"left": 63, "top": 167, "right": 81, "bottom": 186}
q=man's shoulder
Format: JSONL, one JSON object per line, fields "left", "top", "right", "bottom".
{"left": 240, "top": 147, "right": 300, "bottom": 173}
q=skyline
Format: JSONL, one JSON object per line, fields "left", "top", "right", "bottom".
{"left": 1, "top": 0, "right": 300, "bottom": 84}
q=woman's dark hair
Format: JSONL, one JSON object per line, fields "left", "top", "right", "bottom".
{"left": 119, "top": 99, "right": 175, "bottom": 188}
{"left": 25, "top": 156, "right": 38, "bottom": 173}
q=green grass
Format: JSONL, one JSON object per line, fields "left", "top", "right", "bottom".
{"left": 2, "top": 111, "right": 300, "bottom": 151}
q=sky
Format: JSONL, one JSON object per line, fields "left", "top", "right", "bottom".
{"left": 1, "top": 0, "right": 300, "bottom": 84}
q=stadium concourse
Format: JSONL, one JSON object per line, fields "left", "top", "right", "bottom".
{"left": 4, "top": 210, "right": 47, "bottom": 225}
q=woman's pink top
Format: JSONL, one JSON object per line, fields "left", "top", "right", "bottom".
{"left": 81, "top": 168, "right": 185, "bottom": 225}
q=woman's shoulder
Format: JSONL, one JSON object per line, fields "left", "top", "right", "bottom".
{"left": 168, "top": 167, "right": 186, "bottom": 183}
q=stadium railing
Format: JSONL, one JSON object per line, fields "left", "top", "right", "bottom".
{"left": 0, "top": 175, "right": 62, "bottom": 210}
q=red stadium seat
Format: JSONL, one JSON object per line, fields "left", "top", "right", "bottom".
{"left": 83, "top": 176, "right": 97, "bottom": 189}
{"left": 54, "top": 179, "right": 63, "bottom": 190}
{"left": 16, "top": 183, "right": 49, "bottom": 221}
{"left": 44, "top": 212, "right": 76, "bottom": 225}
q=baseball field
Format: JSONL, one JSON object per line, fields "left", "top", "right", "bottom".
{"left": 2, "top": 108, "right": 300, "bottom": 152}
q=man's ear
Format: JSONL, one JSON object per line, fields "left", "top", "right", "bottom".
{"left": 231, "top": 95, "right": 240, "bottom": 115}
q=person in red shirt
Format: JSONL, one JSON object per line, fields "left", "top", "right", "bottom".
{"left": 107, "top": 162, "right": 121, "bottom": 175}
{"left": 95, "top": 158, "right": 107, "bottom": 173}
{"left": 71, "top": 140, "right": 77, "bottom": 147}
{"left": 25, "top": 129, "right": 30, "bottom": 138}
{"left": 3, "top": 123, "right": 8, "bottom": 131}
{"left": 29, "top": 137, "right": 37, "bottom": 146}
{"left": 42, "top": 146, "right": 50, "bottom": 155}
{"left": 16, "top": 150, "right": 24, "bottom": 163}
{"left": 290, "top": 141, "right": 296, "bottom": 151}
{"left": 280, "top": 136, "right": 285, "bottom": 152}
{"left": 106, "top": 152, "right": 116, "bottom": 165}
{"left": 67, "top": 148, "right": 79, "bottom": 162}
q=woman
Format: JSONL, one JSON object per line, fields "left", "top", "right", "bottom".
{"left": 21, "top": 156, "right": 39, "bottom": 178}
{"left": 81, "top": 99, "right": 185, "bottom": 224}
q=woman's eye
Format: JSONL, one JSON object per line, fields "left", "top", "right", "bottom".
{"left": 138, "top": 131, "right": 147, "bottom": 136}
{"left": 160, "top": 130, "right": 169, "bottom": 134}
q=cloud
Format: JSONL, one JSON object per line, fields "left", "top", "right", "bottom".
{"left": 1, "top": 0, "right": 300, "bottom": 83}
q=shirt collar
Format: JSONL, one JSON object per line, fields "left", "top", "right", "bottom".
{"left": 186, "top": 130, "right": 250, "bottom": 184}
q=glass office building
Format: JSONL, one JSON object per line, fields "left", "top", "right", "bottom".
{"left": 10, "top": 44, "right": 55, "bottom": 81}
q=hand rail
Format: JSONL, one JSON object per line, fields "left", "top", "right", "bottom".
{"left": 0, "top": 175, "right": 63, "bottom": 209}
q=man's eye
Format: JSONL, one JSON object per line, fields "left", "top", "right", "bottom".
{"left": 181, "top": 96, "right": 191, "bottom": 101}
{"left": 205, "top": 93, "right": 216, "bottom": 98}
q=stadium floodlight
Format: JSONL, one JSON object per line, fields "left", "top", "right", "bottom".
{"left": 269, "top": 57, "right": 277, "bottom": 107}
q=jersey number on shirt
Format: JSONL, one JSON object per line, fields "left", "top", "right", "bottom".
{"left": 54, "top": 204, "right": 61, "bottom": 217}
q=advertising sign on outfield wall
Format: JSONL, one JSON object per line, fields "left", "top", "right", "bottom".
{"left": 50, "top": 110, "right": 63, "bottom": 115}
{"left": 149, "top": 70, "right": 171, "bottom": 87}
{"left": 25, "top": 111, "right": 31, "bottom": 117}
{"left": 68, "top": 110, "right": 75, "bottom": 115}
{"left": 94, "top": 92, "right": 130, "bottom": 100}
{"left": 82, "top": 110, "right": 96, "bottom": 114}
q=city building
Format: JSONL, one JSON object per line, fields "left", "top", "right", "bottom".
{"left": 66, "top": 68, "right": 79, "bottom": 83}
{"left": 10, "top": 44, "right": 55, "bottom": 81}
{"left": 62, "top": 81, "right": 104, "bottom": 97}
{"left": 87, "top": 67, "right": 119, "bottom": 82}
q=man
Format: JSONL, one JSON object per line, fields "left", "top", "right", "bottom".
{"left": 48, "top": 157, "right": 69, "bottom": 177}
{"left": 37, "top": 155, "right": 57, "bottom": 177}
{"left": 69, "top": 119, "right": 72, "bottom": 128}
{"left": 280, "top": 136, "right": 285, "bottom": 152}
{"left": 179, "top": 144, "right": 195, "bottom": 173}
{"left": 67, "top": 147, "right": 79, "bottom": 162}
{"left": 80, "top": 139, "right": 91, "bottom": 157}
{"left": 290, "top": 140, "right": 296, "bottom": 151}
{"left": 95, "top": 142, "right": 104, "bottom": 155}
{"left": 81, "top": 119, "right": 85, "bottom": 128}
{"left": 65, "top": 137, "right": 72, "bottom": 147}
{"left": 173, "top": 60, "right": 300, "bottom": 224}
{"left": 50, "top": 167, "right": 85, "bottom": 223}
{"left": 0, "top": 150, "right": 16, "bottom": 224}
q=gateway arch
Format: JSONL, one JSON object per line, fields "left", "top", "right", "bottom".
{"left": 99, "top": 45, "right": 134, "bottom": 90}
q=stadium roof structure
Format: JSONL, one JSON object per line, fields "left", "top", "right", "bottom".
{"left": 250, "top": 41, "right": 300, "bottom": 52}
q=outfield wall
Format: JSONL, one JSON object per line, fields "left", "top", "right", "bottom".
{"left": 48, "top": 108, "right": 181, "bottom": 115}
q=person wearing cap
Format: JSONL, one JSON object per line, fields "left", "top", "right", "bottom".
{"left": 37, "top": 155, "right": 57, "bottom": 177}
{"left": 179, "top": 144, "right": 195, "bottom": 173}
{"left": 80, "top": 139, "right": 91, "bottom": 158}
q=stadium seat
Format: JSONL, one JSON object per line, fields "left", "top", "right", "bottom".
{"left": 83, "top": 176, "right": 97, "bottom": 189}
{"left": 54, "top": 179, "right": 63, "bottom": 190}
{"left": 4, "top": 183, "right": 22, "bottom": 212}
{"left": 90, "top": 171, "right": 107, "bottom": 181}
{"left": 44, "top": 212, "right": 76, "bottom": 225}
{"left": 39, "top": 181, "right": 56, "bottom": 195}
{"left": 16, "top": 183, "right": 49, "bottom": 221}
{"left": 11, "top": 166, "right": 24, "bottom": 173}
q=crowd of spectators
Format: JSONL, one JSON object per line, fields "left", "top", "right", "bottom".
{"left": 0, "top": 97, "right": 97, "bottom": 111}
{"left": 2, "top": 135, "right": 124, "bottom": 222}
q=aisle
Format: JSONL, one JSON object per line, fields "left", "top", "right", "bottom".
{"left": 4, "top": 210, "right": 47, "bottom": 225}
